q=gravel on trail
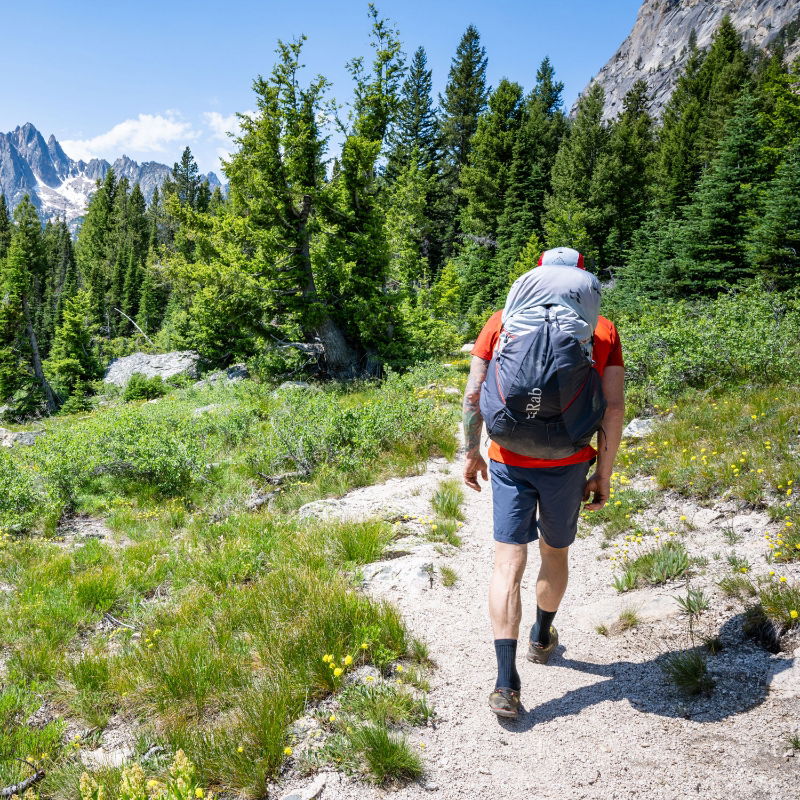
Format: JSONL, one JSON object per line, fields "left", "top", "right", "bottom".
{"left": 276, "top": 440, "right": 800, "bottom": 800}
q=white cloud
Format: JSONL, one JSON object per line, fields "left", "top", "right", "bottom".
{"left": 62, "top": 113, "right": 199, "bottom": 161}
{"left": 204, "top": 111, "right": 241, "bottom": 141}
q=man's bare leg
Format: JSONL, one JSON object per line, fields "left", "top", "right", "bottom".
{"left": 529, "top": 538, "right": 569, "bottom": 655}
{"left": 488, "top": 542, "right": 527, "bottom": 699}
{"left": 536, "top": 538, "right": 569, "bottom": 612}
{"left": 489, "top": 541, "right": 528, "bottom": 638}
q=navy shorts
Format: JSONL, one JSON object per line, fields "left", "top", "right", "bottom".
{"left": 489, "top": 459, "right": 592, "bottom": 548}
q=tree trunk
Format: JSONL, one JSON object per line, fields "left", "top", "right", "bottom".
{"left": 22, "top": 297, "right": 59, "bottom": 414}
{"left": 314, "top": 316, "right": 359, "bottom": 378}
{"left": 295, "top": 193, "right": 359, "bottom": 377}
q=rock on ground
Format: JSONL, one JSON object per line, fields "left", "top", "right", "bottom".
{"left": 0, "top": 427, "right": 45, "bottom": 447}
{"left": 194, "top": 363, "right": 249, "bottom": 387}
{"left": 622, "top": 416, "right": 658, "bottom": 439}
{"left": 104, "top": 351, "right": 200, "bottom": 386}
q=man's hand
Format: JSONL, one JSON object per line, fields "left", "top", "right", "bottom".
{"left": 464, "top": 452, "right": 488, "bottom": 492}
{"left": 583, "top": 471, "right": 610, "bottom": 511}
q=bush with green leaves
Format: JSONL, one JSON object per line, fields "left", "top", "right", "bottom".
{"left": 603, "top": 281, "right": 800, "bottom": 407}
{"left": 123, "top": 372, "right": 168, "bottom": 402}
{"left": 0, "top": 452, "right": 44, "bottom": 534}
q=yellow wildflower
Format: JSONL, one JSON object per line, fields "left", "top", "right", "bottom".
{"left": 284, "top": 746, "right": 293, "bottom": 756}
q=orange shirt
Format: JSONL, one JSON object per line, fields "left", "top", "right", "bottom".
{"left": 471, "top": 310, "right": 624, "bottom": 467}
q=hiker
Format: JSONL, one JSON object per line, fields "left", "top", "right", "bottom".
{"left": 461, "top": 247, "right": 625, "bottom": 719}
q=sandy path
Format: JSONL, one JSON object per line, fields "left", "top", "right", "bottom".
{"left": 282, "top": 440, "right": 800, "bottom": 800}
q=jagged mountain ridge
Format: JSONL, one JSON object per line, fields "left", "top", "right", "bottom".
{"left": 0, "top": 122, "right": 222, "bottom": 231}
{"left": 583, "top": 0, "right": 800, "bottom": 119}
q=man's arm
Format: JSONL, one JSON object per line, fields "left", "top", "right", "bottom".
{"left": 463, "top": 355, "right": 489, "bottom": 492}
{"left": 584, "top": 365, "right": 625, "bottom": 511}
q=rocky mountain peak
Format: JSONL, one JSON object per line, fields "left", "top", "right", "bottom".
{"left": 0, "top": 122, "right": 224, "bottom": 232}
{"left": 582, "top": 0, "right": 800, "bottom": 119}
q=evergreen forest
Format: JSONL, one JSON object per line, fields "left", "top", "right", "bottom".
{"left": 2, "top": 9, "right": 800, "bottom": 418}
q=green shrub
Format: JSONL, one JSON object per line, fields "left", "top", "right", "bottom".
{"left": 123, "top": 373, "right": 167, "bottom": 402}
{"left": 0, "top": 452, "right": 42, "bottom": 533}
{"left": 606, "top": 282, "right": 800, "bottom": 406}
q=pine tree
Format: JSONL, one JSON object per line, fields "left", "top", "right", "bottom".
{"left": 754, "top": 51, "right": 800, "bottom": 171}
{"left": 169, "top": 146, "right": 203, "bottom": 208}
{"left": 0, "top": 196, "right": 58, "bottom": 413}
{"left": 748, "top": 138, "right": 800, "bottom": 287}
{"left": 436, "top": 25, "right": 489, "bottom": 260}
{"left": 456, "top": 79, "right": 524, "bottom": 307}
{"left": 655, "top": 16, "right": 749, "bottom": 213}
{"left": 0, "top": 194, "right": 11, "bottom": 261}
{"left": 592, "top": 79, "right": 655, "bottom": 267}
{"left": 208, "top": 186, "right": 226, "bottom": 214}
{"left": 495, "top": 58, "right": 567, "bottom": 275}
{"left": 543, "top": 82, "right": 609, "bottom": 267}
{"left": 675, "top": 91, "right": 767, "bottom": 292}
{"left": 44, "top": 288, "right": 101, "bottom": 399}
{"left": 385, "top": 146, "right": 434, "bottom": 289}
{"left": 386, "top": 46, "right": 438, "bottom": 180}
{"left": 76, "top": 168, "right": 117, "bottom": 330}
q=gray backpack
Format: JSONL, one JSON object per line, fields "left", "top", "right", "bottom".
{"left": 479, "top": 265, "right": 606, "bottom": 459}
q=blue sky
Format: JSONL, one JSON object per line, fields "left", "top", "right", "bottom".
{"left": 1, "top": 1, "right": 641, "bottom": 175}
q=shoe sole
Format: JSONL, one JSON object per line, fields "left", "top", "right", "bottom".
{"left": 489, "top": 705, "right": 519, "bottom": 719}
{"left": 526, "top": 628, "right": 558, "bottom": 664}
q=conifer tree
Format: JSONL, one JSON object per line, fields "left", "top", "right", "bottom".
{"left": 592, "top": 79, "right": 655, "bottom": 267}
{"left": 655, "top": 16, "right": 749, "bottom": 213}
{"left": 40, "top": 218, "right": 77, "bottom": 353}
{"left": 496, "top": 58, "right": 567, "bottom": 275}
{"left": 0, "top": 196, "right": 58, "bottom": 413}
{"left": 386, "top": 46, "right": 438, "bottom": 180}
{"left": 675, "top": 91, "right": 767, "bottom": 292}
{"left": 44, "top": 288, "right": 101, "bottom": 399}
{"left": 0, "top": 194, "right": 11, "bottom": 260}
{"left": 436, "top": 25, "right": 489, "bottom": 260}
{"left": 748, "top": 138, "right": 800, "bottom": 287}
{"left": 385, "top": 146, "right": 434, "bottom": 289}
{"left": 77, "top": 168, "right": 117, "bottom": 329}
{"left": 456, "top": 79, "right": 524, "bottom": 307}
{"left": 543, "top": 82, "right": 609, "bottom": 267}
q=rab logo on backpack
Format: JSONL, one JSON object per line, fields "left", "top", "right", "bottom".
{"left": 525, "top": 387, "right": 542, "bottom": 419}
{"left": 478, "top": 249, "right": 606, "bottom": 460}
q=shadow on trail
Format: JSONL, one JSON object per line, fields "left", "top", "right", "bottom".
{"left": 498, "top": 614, "right": 794, "bottom": 732}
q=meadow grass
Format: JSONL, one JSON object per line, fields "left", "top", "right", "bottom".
{"left": 616, "top": 385, "right": 800, "bottom": 509}
{"left": 0, "top": 362, "right": 460, "bottom": 796}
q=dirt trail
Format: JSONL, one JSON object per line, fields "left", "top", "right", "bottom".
{"left": 281, "top": 440, "right": 800, "bottom": 800}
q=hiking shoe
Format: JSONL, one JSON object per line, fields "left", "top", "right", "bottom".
{"left": 526, "top": 626, "right": 559, "bottom": 664}
{"left": 488, "top": 688, "right": 520, "bottom": 719}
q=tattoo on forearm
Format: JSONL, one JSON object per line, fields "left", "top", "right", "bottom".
{"left": 463, "top": 360, "right": 488, "bottom": 456}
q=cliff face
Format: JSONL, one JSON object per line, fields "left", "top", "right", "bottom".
{"left": 583, "top": 0, "right": 800, "bottom": 119}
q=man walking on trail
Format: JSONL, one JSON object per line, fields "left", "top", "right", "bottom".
{"left": 461, "top": 247, "right": 625, "bottom": 719}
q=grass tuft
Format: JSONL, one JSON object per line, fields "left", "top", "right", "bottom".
{"left": 660, "top": 649, "right": 715, "bottom": 696}
{"left": 431, "top": 479, "right": 465, "bottom": 521}
{"left": 613, "top": 541, "right": 689, "bottom": 592}
{"left": 440, "top": 566, "right": 458, "bottom": 587}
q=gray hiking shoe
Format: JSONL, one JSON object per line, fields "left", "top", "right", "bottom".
{"left": 526, "top": 626, "right": 559, "bottom": 664}
{"left": 488, "top": 688, "right": 520, "bottom": 719}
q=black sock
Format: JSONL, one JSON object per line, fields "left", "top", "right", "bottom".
{"left": 531, "top": 606, "right": 557, "bottom": 647}
{"left": 494, "top": 639, "right": 521, "bottom": 691}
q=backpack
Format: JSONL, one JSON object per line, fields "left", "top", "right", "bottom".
{"left": 478, "top": 264, "right": 607, "bottom": 460}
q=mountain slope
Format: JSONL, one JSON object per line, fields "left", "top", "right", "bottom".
{"left": 0, "top": 122, "right": 222, "bottom": 231}
{"left": 584, "top": 0, "right": 800, "bottom": 119}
